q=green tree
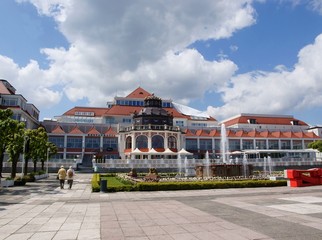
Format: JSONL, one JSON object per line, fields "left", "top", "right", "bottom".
{"left": 30, "top": 127, "right": 49, "bottom": 172}
{"left": 308, "top": 140, "right": 322, "bottom": 152}
{"left": 0, "top": 109, "right": 15, "bottom": 177}
{"left": 6, "top": 121, "right": 25, "bottom": 178}
{"left": 24, "top": 127, "right": 58, "bottom": 172}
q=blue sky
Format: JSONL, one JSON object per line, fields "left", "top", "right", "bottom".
{"left": 1, "top": 0, "right": 322, "bottom": 125}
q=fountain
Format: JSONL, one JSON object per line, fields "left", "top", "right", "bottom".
{"left": 176, "top": 153, "right": 182, "bottom": 177}
{"left": 221, "top": 124, "right": 229, "bottom": 163}
{"left": 204, "top": 151, "right": 210, "bottom": 178}
{"left": 243, "top": 153, "right": 248, "bottom": 177}
{"left": 267, "top": 155, "right": 273, "bottom": 175}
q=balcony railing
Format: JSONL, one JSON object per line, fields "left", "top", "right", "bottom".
{"left": 119, "top": 124, "right": 181, "bottom": 132}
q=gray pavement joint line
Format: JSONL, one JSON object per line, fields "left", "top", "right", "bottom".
{"left": 213, "top": 196, "right": 322, "bottom": 231}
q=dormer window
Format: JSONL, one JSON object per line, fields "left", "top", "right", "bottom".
{"left": 248, "top": 118, "right": 257, "bottom": 124}
{"left": 291, "top": 120, "right": 299, "bottom": 125}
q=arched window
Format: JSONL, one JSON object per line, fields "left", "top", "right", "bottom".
{"left": 125, "top": 136, "right": 132, "bottom": 149}
{"left": 152, "top": 135, "right": 164, "bottom": 149}
{"left": 168, "top": 136, "right": 177, "bottom": 149}
{"left": 136, "top": 135, "right": 148, "bottom": 149}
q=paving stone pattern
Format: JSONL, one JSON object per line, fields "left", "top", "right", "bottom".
{"left": 1, "top": 174, "right": 322, "bottom": 239}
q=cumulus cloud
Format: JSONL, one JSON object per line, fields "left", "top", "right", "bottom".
{"left": 5, "top": 0, "right": 255, "bottom": 114}
{"left": 207, "top": 33, "right": 322, "bottom": 120}
{"left": 0, "top": 56, "right": 62, "bottom": 108}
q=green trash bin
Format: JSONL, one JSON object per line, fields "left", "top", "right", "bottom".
{"left": 100, "top": 179, "right": 108, "bottom": 192}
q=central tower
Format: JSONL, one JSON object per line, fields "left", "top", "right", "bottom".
{"left": 133, "top": 94, "right": 173, "bottom": 126}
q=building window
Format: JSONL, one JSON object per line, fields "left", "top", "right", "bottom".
{"left": 268, "top": 140, "right": 279, "bottom": 149}
{"left": 85, "top": 137, "right": 100, "bottom": 149}
{"left": 191, "top": 123, "right": 207, "bottom": 127}
{"left": 293, "top": 140, "right": 302, "bottom": 149}
{"left": 242, "top": 140, "right": 254, "bottom": 150}
{"left": 49, "top": 136, "right": 64, "bottom": 148}
{"left": 214, "top": 139, "right": 220, "bottom": 151}
{"left": 152, "top": 135, "right": 164, "bottom": 149}
{"left": 175, "top": 121, "right": 184, "bottom": 127}
{"left": 229, "top": 139, "right": 240, "bottom": 151}
{"left": 248, "top": 119, "right": 257, "bottom": 124}
{"left": 291, "top": 120, "right": 299, "bottom": 125}
{"left": 199, "top": 139, "right": 212, "bottom": 151}
{"left": 103, "top": 137, "right": 118, "bottom": 150}
{"left": 281, "top": 140, "right": 291, "bottom": 149}
{"left": 186, "top": 139, "right": 198, "bottom": 151}
{"left": 123, "top": 118, "right": 132, "bottom": 123}
{"left": 168, "top": 136, "right": 177, "bottom": 149}
{"left": 255, "top": 140, "right": 266, "bottom": 149}
{"left": 125, "top": 136, "right": 132, "bottom": 149}
{"left": 136, "top": 135, "right": 148, "bottom": 149}
{"left": 105, "top": 117, "right": 115, "bottom": 124}
{"left": 66, "top": 137, "right": 82, "bottom": 148}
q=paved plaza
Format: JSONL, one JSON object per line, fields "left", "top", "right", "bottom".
{"left": 1, "top": 174, "right": 322, "bottom": 239}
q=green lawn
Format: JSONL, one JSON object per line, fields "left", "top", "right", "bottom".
{"left": 102, "top": 176, "right": 129, "bottom": 187}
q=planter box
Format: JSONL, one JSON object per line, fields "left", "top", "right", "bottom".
{"left": 34, "top": 174, "right": 49, "bottom": 180}
{"left": 1, "top": 180, "right": 14, "bottom": 187}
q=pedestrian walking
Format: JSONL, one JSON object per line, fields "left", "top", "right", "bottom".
{"left": 57, "top": 165, "right": 67, "bottom": 189}
{"left": 66, "top": 166, "right": 75, "bottom": 189}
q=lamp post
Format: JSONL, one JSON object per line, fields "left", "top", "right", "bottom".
{"left": 46, "top": 147, "right": 50, "bottom": 174}
{"left": 22, "top": 136, "right": 29, "bottom": 177}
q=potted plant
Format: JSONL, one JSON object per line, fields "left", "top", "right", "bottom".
{"left": 1, "top": 177, "right": 14, "bottom": 187}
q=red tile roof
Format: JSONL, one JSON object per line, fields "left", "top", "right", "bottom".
{"left": 51, "top": 125, "right": 65, "bottom": 134}
{"left": 105, "top": 127, "right": 117, "bottom": 137}
{"left": 69, "top": 126, "right": 83, "bottom": 134}
{"left": 87, "top": 127, "right": 100, "bottom": 135}
{"left": 223, "top": 114, "right": 308, "bottom": 127}
{"left": 126, "top": 87, "right": 152, "bottom": 98}
{"left": 0, "top": 81, "right": 11, "bottom": 94}
{"left": 183, "top": 128, "right": 319, "bottom": 139}
{"left": 104, "top": 105, "right": 142, "bottom": 116}
{"left": 63, "top": 107, "right": 108, "bottom": 117}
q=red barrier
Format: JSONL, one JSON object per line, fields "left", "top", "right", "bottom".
{"left": 284, "top": 168, "right": 322, "bottom": 187}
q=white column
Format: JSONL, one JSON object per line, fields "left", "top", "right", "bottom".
{"left": 63, "top": 134, "right": 67, "bottom": 159}
{"left": 164, "top": 132, "right": 168, "bottom": 149}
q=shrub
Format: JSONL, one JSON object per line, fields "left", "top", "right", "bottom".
{"left": 14, "top": 176, "right": 26, "bottom": 186}
{"left": 35, "top": 170, "right": 46, "bottom": 175}
{"left": 24, "top": 173, "right": 35, "bottom": 182}
{"left": 136, "top": 180, "right": 287, "bottom": 191}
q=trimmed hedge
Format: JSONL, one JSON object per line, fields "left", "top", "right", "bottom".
{"left": 91, "top": 173, "right": 287, "bottom": 192}
{"left": 136, "top": 180, "right": 287, "bottom": 191}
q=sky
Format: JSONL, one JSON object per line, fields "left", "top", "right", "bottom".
{"left": 1, "top": 0, "right": 322, "bottom": 125}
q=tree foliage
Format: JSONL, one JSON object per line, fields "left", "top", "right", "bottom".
{"left": 6, "top": 121, "right": 25, "bottom": 178}
{"left": 0, "top": 109, "right": 58, "bottom": 177}
{"left": 0, "top": 109, "right": 15, "bottom": 177}
{"left": 308, "top": 140, "right": 322, "bottom": 152}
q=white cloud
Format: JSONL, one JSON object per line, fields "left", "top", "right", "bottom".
{"left": 0, "top": 57, "right": 62, "bottom": 108}
{"left": 207, "top": 33, "right": 322, "bottom": 121}
{"left": 8, "top": 0, "right": 256, "bottom": 114}
{"left": 309, "top": 0, "right": 322, "bottom": 15}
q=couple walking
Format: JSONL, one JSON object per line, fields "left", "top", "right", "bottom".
{"left": 57, "top": 166, "right": 75, "bottom": 189}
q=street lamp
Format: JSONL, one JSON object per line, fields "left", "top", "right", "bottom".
{"left": 22, "top": 136, "right": 29, "bottom": 177}
{"left": 46, "top": 147, "right": 50, "bottom": 174}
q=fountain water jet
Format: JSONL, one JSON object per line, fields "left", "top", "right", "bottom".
{"left": 243, "top": 153, "right": 248, "bottom": 177}
{"left": 204, "top": 151, "right": 210, "bottom": 178}
{"left": 176, "top": 153, "right": 182, "bottom": 177}
{"left": 220, "top": 124, "right": 229, "bottom": 163}
{"left": 267, "top": 155, "right": 273, "bottom": 175}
